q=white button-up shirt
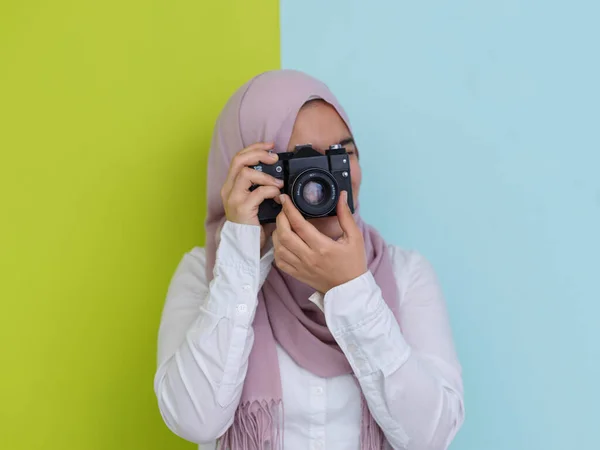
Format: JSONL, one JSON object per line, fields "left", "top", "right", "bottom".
{"left": 155, "top": 222, "right": 464, "bottom": 449}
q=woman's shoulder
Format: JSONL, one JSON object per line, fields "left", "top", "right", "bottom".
{"left": 387, "top": 244, "right": 441, "bottom": 295}
{"left": 177, "top": 246, "right": 207, "bottom": 269}
{"left": 387, "top": 244, "right": 423, "bottom": 271}
{"left": 188, "top": 246, "right": 207, "bottom": 260}
{"left": 168, "top": 246, "right": 208, "bottom": 287}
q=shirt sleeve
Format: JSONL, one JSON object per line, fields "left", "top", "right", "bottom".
{"left": 323, "top": 249, "right": 465, "bottom": 450}
{"left": 154, "top": 221, "right": 274, "bottom": 444}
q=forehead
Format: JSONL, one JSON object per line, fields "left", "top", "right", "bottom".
{"left": 287, "top": 101, "right": 351, "bottom": 151}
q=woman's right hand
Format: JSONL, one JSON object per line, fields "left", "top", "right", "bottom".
{"left": 220, "top": 142, "right": 283, "bottom": 250}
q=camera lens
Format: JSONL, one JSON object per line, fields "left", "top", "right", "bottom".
{"left": 302, "top": 180, "right": 326, "bottom": 206}
{"left": 291, "top": 169, "right": 338, "bottom": 218}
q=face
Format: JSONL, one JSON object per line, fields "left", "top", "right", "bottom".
{"left": 286, "top": 100, "right": 362, "bottom": 239}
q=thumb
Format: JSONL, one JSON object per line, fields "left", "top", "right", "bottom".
{"left": 337, "top": 191, "right": 357, "bottom": 239}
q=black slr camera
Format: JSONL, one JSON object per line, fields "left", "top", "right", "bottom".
{"left": 251, "top": 144, "right": 355, "bottom": 224}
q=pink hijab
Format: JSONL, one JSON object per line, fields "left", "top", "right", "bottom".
{"left": 205, "top": 70, "right": 399, "bottom": 450}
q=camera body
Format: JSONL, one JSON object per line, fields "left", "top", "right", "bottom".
{"left": 251, "top": 144, "right": 355, "bottom": 224}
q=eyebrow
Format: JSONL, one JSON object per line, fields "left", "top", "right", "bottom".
{"left": 338, "top": 137, "right": 355, "bottom": 147}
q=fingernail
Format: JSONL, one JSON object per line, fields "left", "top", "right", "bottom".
{"left": 279, "top": 194, "right": 286, "bottom": 204}
{"left": 276, "top": 179, "right": 284, "bottom": 186}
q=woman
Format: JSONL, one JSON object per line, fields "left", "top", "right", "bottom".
{"left": 154, "top": 70, "right": 464, "bottom": 450}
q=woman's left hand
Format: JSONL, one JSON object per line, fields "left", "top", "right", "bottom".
{"left": 272, "top": 191, "right": 367, "bottom": 294}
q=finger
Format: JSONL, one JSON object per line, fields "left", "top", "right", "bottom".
{"left": 230, "top": 167, "right": 283, "bottom": 200}
{"left": 227, "top": 184, "right": 281, "bottom": 220}
{"left": 274, "top": 258, "right": 296, "bottom": 277}
{"left": 337, "top": 191, "right": 359, "bottom": 239}
{"left": 238, "top": 142, "right": 275, "bottom": 155}
{"left": 272, "top": 229, "right": 302, "bottom": 269}
{"left": 247, "top": 185, "right": 281, "bottom": 207}
{"left": 222, "top": 145, "right": 277, "bottom": 197}
{"left": 275, "top": 207, "right": 312, "bottom": 257}
{"left": 223, "top": 146, "right": 277, "bottom": 196}
{"left": 280, "top": 194, "right": 330, "bottom": 248}
{"left": 232, "top": 146, "right": 277, "bottom": 171}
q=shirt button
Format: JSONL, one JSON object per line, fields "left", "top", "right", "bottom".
{"left": 313, "top": 386, "right": 324, "bottom": 395}
{"left": 242, "top": 284, "right": 252, "bottom": 293}
{"left": 347, "top": 343, "right": 358, "bottom": 354}
{"left": 313, "top": 440, "right": 324, "bottom": 450}
{"left": 236, "top": 304, "right": 248, "bottom": 314}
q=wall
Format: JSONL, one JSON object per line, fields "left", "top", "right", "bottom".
{"left": 282, "top": 1, "right": 600, "bottom": 449}
{"left": 0, "top": 1, "right": 279, "bottom": 449}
